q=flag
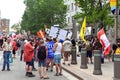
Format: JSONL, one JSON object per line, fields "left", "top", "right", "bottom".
{"left": 110, "top": 0, "right": 116, "bottom": 14}
{"left": 12, "top": 33, "right": 17, "bottom": 40}
{"left": 80, "top": 16, "right": 86, "bottom": 42}
{"left": 97, "top": 28, "right": 110, "bottom": 57}
{"left": 37, "top": 30, "right": 44, "bottom": 39}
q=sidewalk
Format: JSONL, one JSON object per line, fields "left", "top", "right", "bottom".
{"left": 62, "top": 56, "right": 113, "bottom": 80}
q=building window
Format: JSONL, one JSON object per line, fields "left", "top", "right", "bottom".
{"left": 75, "top": 5, "right": 77, "bottom": 11}
{"left": 67, "top": 5, "right": 70, "bottom": 11}
{"left": 68, "top": 17, "right": 70, "bottom": 23}
{"left": 71, "top": 3, "right": 74, "bottom": 11}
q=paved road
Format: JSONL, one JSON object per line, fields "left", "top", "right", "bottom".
{"left": 0, "top": 52, "right": 78, "bottom": 80}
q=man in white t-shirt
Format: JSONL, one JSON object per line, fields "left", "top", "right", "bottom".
{"left": 62, "top": 38, "right": 72, "bottom": 66}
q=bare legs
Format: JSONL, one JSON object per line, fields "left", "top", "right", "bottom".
{"left": 55, "top": 64, "right": 62, "bottom": 75}
{"left": 25, "top": 65, "right": 35, "bottom": 77}
{"left": 38, "top": 67, "right": 48, "bottom": 79}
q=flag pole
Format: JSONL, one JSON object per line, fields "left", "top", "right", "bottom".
{"left": 115, "top": 0, "right": 118, "bottom": 41}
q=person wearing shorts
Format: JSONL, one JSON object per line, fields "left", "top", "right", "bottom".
{"left": 45, "top": 38, "right": 54, "bottom": 71}
{"left": 24, "top": 39, "right": 35, "bottom": 77}
{"left": 36, "top": 40, "right": 49, "bottom": 79}
{"left": 53, "top": 38, "right": 63, "bottom": 76}
{"left": 62, "top": 38, "right": 72, "bottom": 66}
{"left": 85, "top": 39, "right": 93, "bottom": 64}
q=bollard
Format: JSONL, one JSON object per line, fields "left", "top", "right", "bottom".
{"left": 93, "top": 50, "right": 102, "bottom": 75}
{"left": 80, "top": 48, "right": 88, "bottom": 69}
{"left": 71, "top": 46, "right": 77, "bottom": 64}
{"left": 114, "top": 54, "right": 120, "bottom": 80}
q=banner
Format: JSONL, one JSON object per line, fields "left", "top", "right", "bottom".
{"left": 58, "top": 29, "right": 68, "bottom": 40}
{"left": 49, "top": 27, "right": 59, "bottom": 38}
{"left": 86, "top": 27, "right": 92, "bottom": 35}
{"left": 97, "top": 28, "right": 110, "bottom": 57}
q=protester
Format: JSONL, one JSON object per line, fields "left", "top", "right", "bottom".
{"left": 46, "top": 38, "right": 54, "bottom": 72}
{"left": 53, "top": 38, "right": 63, "bottom": 76}
{"left": 85, "top": 39, "right": 93, "bottom": 64}
{"left": 32, "top": 38, "right": 38, "bottom": 71}
{"left": 62, "top": 38, "right": 72, "bottom": 66}
{"left": 24, "top": 39, "right": 35, "bottom": 77}
{"left": 78, "top": 39, "right": 82, "bottom": 56}
{"left": 16, "top": 39, "right": 21, "bottom": 56}
{"left": 115, "top": 38, "right": 120, "bottom": 54}
{"left": 2, "top": 37, "right": 12, "bottom": 71}
{"left": 20, "top": 38, "right": 25, "bottom": 61}
{"left": 31, "top": 37, "right": 37, "bottom": 71}
{"left": 36, "top": 39, "right": 49, "bottom": 79}
{"left": 93, "top": 37, "right": 103, "bottom": 63}
{"left": 112, "top": 43, "right": 117, "bottom": 62}
{"left": 12, "top": 39, "right": 18, "bottom": 58}
{"left": 71, "top": 38, "right": 76, "bottom": 46}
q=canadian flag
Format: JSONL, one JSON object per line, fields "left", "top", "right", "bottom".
{"left": 37, "top": 30, "right": 44, "bottom": 39}
{"left": 97, "top": 28, "right": 110, "bottom": 57}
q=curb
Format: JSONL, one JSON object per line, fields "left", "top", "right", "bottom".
{"left": 62, "top": 66, "right": 83, "bottom": 80}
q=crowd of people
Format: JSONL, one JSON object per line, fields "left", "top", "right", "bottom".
{"left": 0, "top": 34, "right": 74, "bottom": 79}
{"left": 0, "top": 32, "right": 120, "bottom": 79}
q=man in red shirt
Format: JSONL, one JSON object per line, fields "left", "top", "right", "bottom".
{"left": 24, "top": 39, "right": 35, "bottom": 77}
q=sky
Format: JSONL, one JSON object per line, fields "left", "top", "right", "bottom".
{"left": 0, "top": 0, "right": 26, "bottom": 27}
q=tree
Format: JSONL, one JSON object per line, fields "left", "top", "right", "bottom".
{"left": 74, "top": 0, "right": 114, "bottom": 30}
{"left": 11, "top": 22, "right": 21, "bottom": 34}
{"left": 21, "top": 0, "right": 67, "bottom": 34}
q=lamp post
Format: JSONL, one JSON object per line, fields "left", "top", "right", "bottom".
{"left": 72, "top": 18, "right": 77, "bottom": 39}
{"left": 115, "top": 0, "right": 118, "bottom": 41}
{"left": 71, "top": 18, "right": 78, "bottom": 64}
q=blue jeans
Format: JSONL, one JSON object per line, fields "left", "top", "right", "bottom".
{"left": 3, "top": 51, "right": 11, "bottom": 70}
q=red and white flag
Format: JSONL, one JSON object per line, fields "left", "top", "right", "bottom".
{"left": 12, "top": 33, "right": 17, "bottom": 40}
{"left": 97, "top": 28, "right": 110, "bottom": 57}
{"left": 37, "top": 30, "right": 44, "bottom": 39}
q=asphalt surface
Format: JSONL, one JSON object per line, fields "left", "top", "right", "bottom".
{"left": 0, "top": 52, "right": 78, "bottom": 80}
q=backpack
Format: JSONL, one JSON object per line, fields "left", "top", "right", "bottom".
{"left": 86, "top": 41, "right": 92, "bottom": 51}
{"left": 37, "top": 46, "right": 46, "bottom": 60}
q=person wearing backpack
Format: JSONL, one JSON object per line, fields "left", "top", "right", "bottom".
{"left": 85, "top": 39, "right": 93, "bottom": 64}
{"left": 36, "top": 39, "right": 49, "bottom": 79}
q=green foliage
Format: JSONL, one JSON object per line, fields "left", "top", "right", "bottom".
{"left": 118, "top": 0, "right": 120, "bottom": 7}
{"left": 21, "top": 0, "right": 67, "bottom": 34}
{"left": 74, "top": 0, "right": 114, "bottom": 29}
